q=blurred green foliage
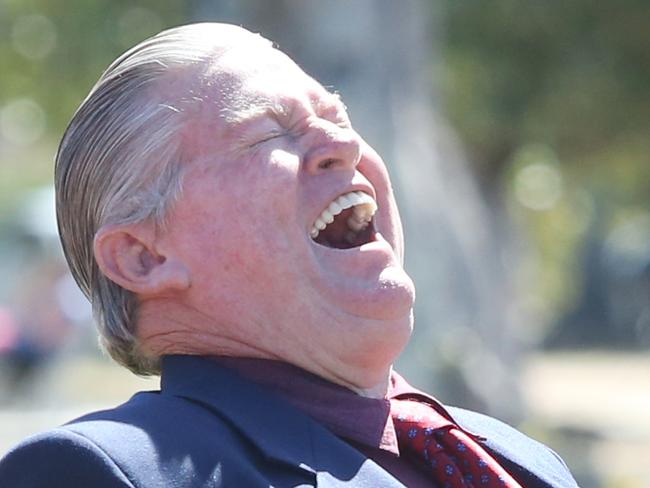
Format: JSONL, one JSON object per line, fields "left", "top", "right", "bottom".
{"left": 439, "top": 0, "right": 650, "bottom": 333}
{"left": 0, "top": 0, "right": 186, "bottom": 209}
{"left": 441, "top": 0, "right": 650, "bottom": 185}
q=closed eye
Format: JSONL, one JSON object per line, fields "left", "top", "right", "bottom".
{"left": 248, "top": 130, "right": 285, "bottom": 148}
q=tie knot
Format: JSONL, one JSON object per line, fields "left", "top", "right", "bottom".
{"left": 390, "top": 399, "right": 454, "bottom": 431}
{"left": 389, "top": 399, "right": 523, "bottom": 488}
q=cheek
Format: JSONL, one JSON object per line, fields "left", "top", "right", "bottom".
{"left": 357, "top": 147, "right": 405, "bottom": 253}
{"left": 211, "top": 200, "right": 298, "bottom": 275}
{"left": 176, "top": 148, "right": 305, "bottom": 286}
{"left": 239, "top": 149, "right": 301, "bottom": 238}
{"left": 358, "top": 149, "right": 398, "bottom": 216}
{"left": 358, "top": 143, "right": 391, "bottom": 193}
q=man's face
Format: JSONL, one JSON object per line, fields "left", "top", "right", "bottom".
{"left": 157, "top": 40, "right": 415, "bottom": 387}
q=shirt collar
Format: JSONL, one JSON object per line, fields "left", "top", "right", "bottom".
{"left": 212, "top": 356, "right": 455, "bottom": 456}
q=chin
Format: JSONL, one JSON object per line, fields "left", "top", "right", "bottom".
{"left": 338, "top": 268, "right": 415, "bottom": 368}
{"left": 343, "top": 312, "right": 414, "bottom": 391}
{"left": 338, "top": 264, "right": 416, "bottom": 322}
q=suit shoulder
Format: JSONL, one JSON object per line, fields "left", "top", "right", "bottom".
{"left": 448, "top": 406, "right": 558, "bottom": 454}
{"left": 65, "top": 391, "right": 244, "bottom": 448}
{"left": 52, "top": 392, "right": 279, "bottom": 487}
{"left": 448, "top": 406, "right": 578, "bottom": 488}
{"left": 0, "top": 428, "right": 135, "bottom": 488}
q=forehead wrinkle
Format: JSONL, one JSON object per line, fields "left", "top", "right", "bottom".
{"left": 218, "top": 95, "right": 290, "bottom": 126}
{"left": 222, "top": 89, "right": 346, "bottom": 128}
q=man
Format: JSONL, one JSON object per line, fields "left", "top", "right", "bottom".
{"left": 0, "top": 23, "right": 577, "bottom": 487}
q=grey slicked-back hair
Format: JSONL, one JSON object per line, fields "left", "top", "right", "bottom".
{"left": 55, "top": 23, "right": 271, "bottom": 375}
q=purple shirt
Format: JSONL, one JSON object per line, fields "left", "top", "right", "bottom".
{"left": 213, "top": 357, "right": 456, "bottom": 486}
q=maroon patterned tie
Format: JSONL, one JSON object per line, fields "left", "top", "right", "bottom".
{"left": 391, "top": 399, "right": 522, "bottom": 487}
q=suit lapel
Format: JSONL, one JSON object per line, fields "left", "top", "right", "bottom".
{"left": 448, "top": 406, "right": 578, "bottom": 488}
{"left": 160, "top": 355, "right": 405, "bottom": 487}
{"left": 391, "top": 373, "right": 576, "bottom": 488}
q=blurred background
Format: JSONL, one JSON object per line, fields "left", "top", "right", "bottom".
{"left": 0, "top": 1, "right": 648, "bottom": 486}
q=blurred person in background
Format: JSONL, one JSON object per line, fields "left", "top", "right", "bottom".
{"left": 0, "top": 261, "right": 76, "bottom": 401}
{"left": 0, "top": 23, "right": 577, "bottom": 487}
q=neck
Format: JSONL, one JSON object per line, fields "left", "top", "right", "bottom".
{"left": 136, "top": 299, "right": 277, "bottom": 359}
{"left": 136, "top": 298, "right": 400, "bottom": 399}
{"left": 349, "top": 366, "right": 392, "bottom": 398}
{"left": 313, "top": 355, "right": 395, "bottom": 399}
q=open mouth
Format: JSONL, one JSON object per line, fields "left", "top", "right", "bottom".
{"left": 310, "top": 191, "right": 377, "bottom": 249}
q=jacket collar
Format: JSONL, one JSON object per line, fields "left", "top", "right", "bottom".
{"left": 447, "top": 406, "right": 578, "bottom": 488}
{"left": 159, "top": 355, "right": 575, "bottom": 488}
{"left": 160, "top": 355, "right": 404, "bottom": 487}
{"left": 391, "top": 373, "right": 576, "bottom": 488}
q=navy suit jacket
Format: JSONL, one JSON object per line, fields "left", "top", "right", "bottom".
{"left": 0, "top": 355, "right": 578, "bottom": 487}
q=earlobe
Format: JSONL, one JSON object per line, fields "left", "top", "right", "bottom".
{"left": 94, "top": 223, "right": 190, "bottom": 296}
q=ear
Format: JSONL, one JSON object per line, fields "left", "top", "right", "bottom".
{"left": 93, "top": 222, "right": 190, "bottom": 296}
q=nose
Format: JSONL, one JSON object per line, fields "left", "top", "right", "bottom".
{"left": 302, "top": 120, "right": 361, "bottom": 174}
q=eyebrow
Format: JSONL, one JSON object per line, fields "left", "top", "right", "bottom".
{"left": 218, "top": 96, "right": 288, "bottom": 125}
{"left": 219, "top": 90, "right": 347, "bottom": 127}
{"left": 314, "top": 91, "right": 348, "bottom": 113}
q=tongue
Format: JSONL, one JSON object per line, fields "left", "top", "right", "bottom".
{"left": 314, "top": 208, "right": 357, "bottom": 249}
{"left": 314, "top": 208, "right": 374, "bottom": 249}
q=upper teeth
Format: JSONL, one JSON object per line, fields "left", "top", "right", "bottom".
{"left": 310, "top": 191, "right": 377, "bottom": 239}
